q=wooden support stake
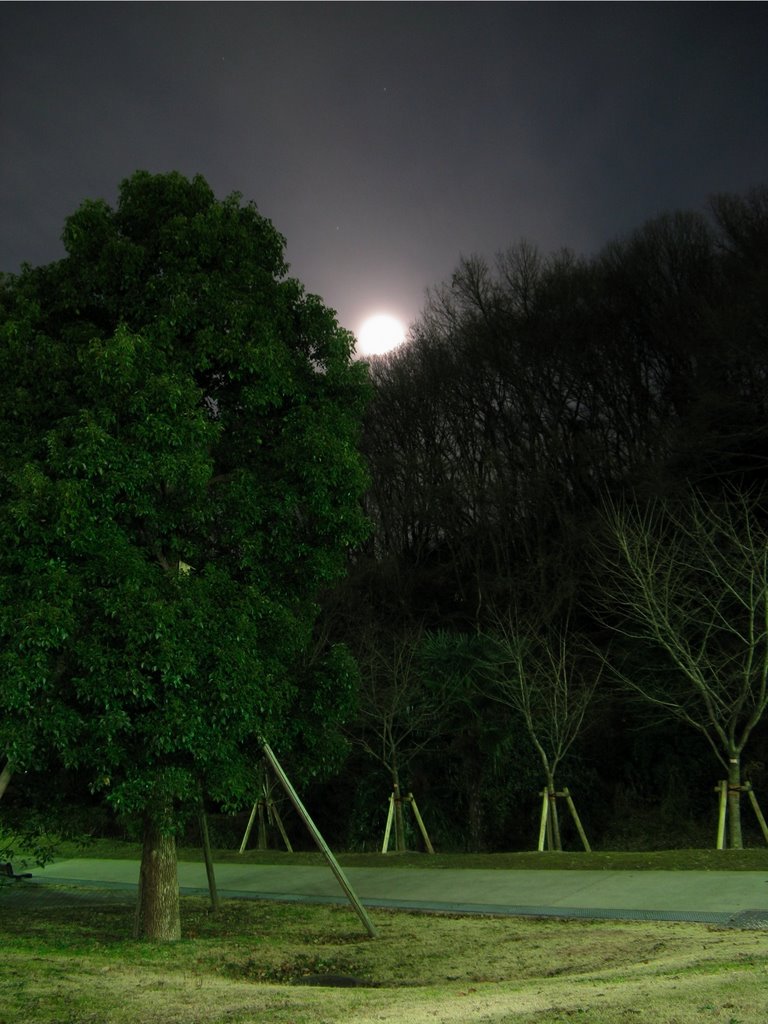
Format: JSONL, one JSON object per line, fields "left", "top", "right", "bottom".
{"left": 0, "top": 760, "right": 12, "bottom": 801}
{"left": 271, "top": 803, "right": 294, "bottom": 853}
{"left": 240, "top": 763, "right": 293, "bottom": 854}
{"left": 744, "top": 783, "right": 768, "bottom": 846}
{"left": 546, "top": 789, "right": 557, "bottom": 851}
{"left": 382, "top": 793, "right": 395, "bottom": 854}
{"left": 407, "top": 793, "right": 435, "bottom": 854}
{"left": 262, "top": 742, "right": 378, "bottom": 939}
{"left": 536, "top": 786, "right": 590, "bottom": 852}
{"left": 537, "top": 789, "right": 549, "bottom": 852}
{"left": 716, "top": 780, "right": 727, "bottom": 850}
{"left": 239, "top": 801, "right": 259, "bottom": 854}
{"left": 562, "top": 788, "right": 591, "bottom": 853}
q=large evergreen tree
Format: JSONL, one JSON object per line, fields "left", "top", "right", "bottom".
{"left": 0, "top": 171, "right": 369, "bottom": 938}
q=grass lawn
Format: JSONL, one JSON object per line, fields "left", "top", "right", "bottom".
{"left": 1, "top": 887, "right": 767, "bottom": 1024}
{"left": 2, "top": 840, "right": 767, "bottom": 1023}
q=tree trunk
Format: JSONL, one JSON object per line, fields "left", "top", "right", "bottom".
{"left": 392, "top": 769, "right": 406, "bottom": 853}
{"left": 545, "top": 770, "right": 562, "bottom": 852}
{"left": 134, "top": 818, "right": 181, "bottom": 941}
{"left": 727, "top": 756, "right": 743, "bottom": 850}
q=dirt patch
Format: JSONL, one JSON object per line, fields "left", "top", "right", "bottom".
{"left": 292, "top": 974, "right": 380, "bottom": 988}
{"left": 223, "top": 951, "right": 373, "bottom": 985}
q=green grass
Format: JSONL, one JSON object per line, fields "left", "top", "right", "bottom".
{"left": 51, "top": 836, "right": 768, "bottom": 872}
{"left": 1, "top": 888, "right": 767, "bottom": 1024}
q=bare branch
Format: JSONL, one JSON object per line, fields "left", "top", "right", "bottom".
{"left": 596, "top": 487, "right": 768, "bottom": 844}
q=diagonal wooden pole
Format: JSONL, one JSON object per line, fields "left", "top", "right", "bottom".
{"left": 239, "top": 801, "right": 259, "bottom": 854}
{"left": 562, "top": 788, "right": 591, "bottom": 853}
{"left": 262, "top": 742, "right": 378, "bottom": 938}
{"left": 742, "top": 783, "right": 768, "bottom": 846}
{"left": 269, "top": 801, "right": 294, "bottom": 853}
{"left": 0, "top": 761, "right": 12, "bottom": 800}
{"left": 407, "top": 793, "right": 435, "bottom": 854}
{"left": 716, "top": 780, "right": 728, "bottom": 850}
{"left": 537, "top": 788, "right": 549, "bottom": 851}
{"left": 381, "top": 792, "right": 395, "bottom": 853}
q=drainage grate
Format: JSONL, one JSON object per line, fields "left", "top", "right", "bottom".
{"left": 724, "top": 910, "right": 768, "bottom": 929}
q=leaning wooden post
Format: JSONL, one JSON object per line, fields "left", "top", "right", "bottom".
{"left": 239, "top": 801, "right": 259, "bottom": 854}
{"left": 381, "top": 793, "right": 395, "bottom": 854}
{"left": 744, "top": 783, "right": 768, "bottom": 846}
{"left": 562, "top": 788, "right": 591, "bottom": 853}
{"left": 270, "top": 802, "right": 294, "bottom": 853}
{"left": 407, "top": 793, "right": 435, "bottom": 854}
{"left": 715, "top": 780, "right": 728, "bottom": 850}
{"left": 0, "top": 760, "right": 12, "bottom": 800}
{"left": 537, "top": 789, "right": 549, "bottom": 852}
{"left": 262, "top": 741, "right": 378, "bottom": 939}
{"left": 198, "top": 796, "right": 219, "bottom": 913}
{"left": 549, "top": 787, "right": 562, "bottom": 851}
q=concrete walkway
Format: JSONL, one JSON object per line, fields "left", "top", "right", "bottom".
{"left": 18, "top": 857, "right": 768, "bottom": 925}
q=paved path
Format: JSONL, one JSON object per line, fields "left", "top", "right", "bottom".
{"left": 17, "top": 858, "right": 768, "bottom": 925}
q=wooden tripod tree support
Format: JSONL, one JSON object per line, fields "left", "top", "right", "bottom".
{"left": 239, "top": 761, "right": 294, "bottom": 854}
{"left": 381, "top": 790, "right": 435, "bottom": 854}
{"left": 537, "top": 786, "right": 591, "bottom": 852}
{"left": 714, "top": 780, "right": 768, "bottom": 849}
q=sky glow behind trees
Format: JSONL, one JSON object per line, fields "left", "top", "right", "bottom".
{"left": 1, "top": 2, "right": 767, "bottom": 345}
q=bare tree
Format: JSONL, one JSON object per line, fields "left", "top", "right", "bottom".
{"left": 598, "top": 489, "right": 768, "bottom": 848}
{"left": 482, "top": 614, "right": 599, "bottom": 850}
{"left": 350, "top": 625, "right": 457, "bottom": 851}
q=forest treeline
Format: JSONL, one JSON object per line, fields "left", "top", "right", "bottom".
{"left": 4, "top": 181, "right": 767, "bottom": 864}
{"left": 311, "top": 185, "right": 768, "bottom": 853}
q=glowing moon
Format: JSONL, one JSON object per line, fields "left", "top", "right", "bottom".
{"left": 357, "top": 313, "right": 406, "bottom": 356}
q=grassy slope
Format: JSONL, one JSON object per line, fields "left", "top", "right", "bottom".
{"left": 5, "top": 840, "right": 768, "bottom": 1022}
{"left": 1, "top": 891, "right": 767, "bottom": 1024}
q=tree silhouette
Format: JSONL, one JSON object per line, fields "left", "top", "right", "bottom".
{"left": 0, "top": 171, "right": 369, "bottom": 937}
{"left": 597, "top": 489, "right": 768, "bottom": 848}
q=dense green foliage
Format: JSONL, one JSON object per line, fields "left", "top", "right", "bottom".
{"left": 0, "top": 171, "right": 369, "bottom": 832}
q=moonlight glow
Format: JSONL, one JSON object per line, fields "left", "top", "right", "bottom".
{"left": 357, "top": 313, "right": 406, "bottom": 356}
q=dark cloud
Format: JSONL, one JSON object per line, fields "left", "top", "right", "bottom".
{"left": 2, "top": 2, "right": 766, "bottom": 337}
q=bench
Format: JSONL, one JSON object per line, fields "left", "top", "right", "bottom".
{"left": 0, "top": 862, "right": 32, "bottom": 880}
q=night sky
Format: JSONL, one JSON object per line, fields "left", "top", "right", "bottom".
{"left": 2, "top": 2, "right": 767, "bottom": 349}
